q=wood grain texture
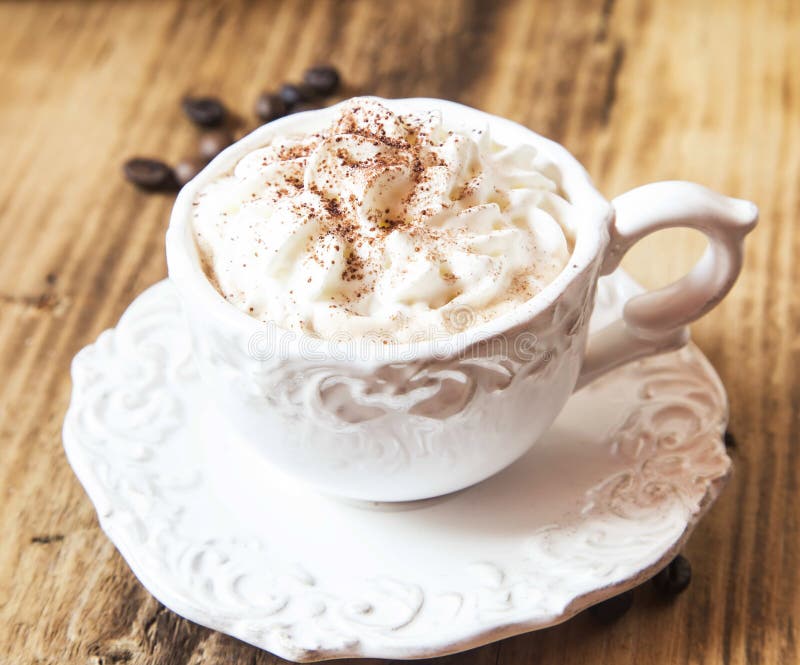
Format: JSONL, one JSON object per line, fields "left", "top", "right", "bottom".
{"left": 0, "top": 0, "right": 797, "bottom": 663}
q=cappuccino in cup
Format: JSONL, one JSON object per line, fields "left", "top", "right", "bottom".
{"left": 192, "top": 98, "right": 577, "bottom": 342}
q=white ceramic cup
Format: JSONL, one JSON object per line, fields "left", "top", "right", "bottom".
{"left": 166, "top": 97, "right": 757, "bottom": 502}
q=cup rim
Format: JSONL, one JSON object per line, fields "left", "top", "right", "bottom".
{"left": 166, "top": 96, "right": 613, "bottom": 364}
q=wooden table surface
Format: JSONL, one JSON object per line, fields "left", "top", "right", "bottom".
{"left": 1, "top": 1, "right": 798, "bottom": 663}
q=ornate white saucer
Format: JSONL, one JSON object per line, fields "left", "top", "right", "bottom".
{"left": 63, "top": 270, "right": 731, "bottom": 662}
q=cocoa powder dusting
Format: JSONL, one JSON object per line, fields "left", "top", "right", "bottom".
{"left": 259, "top": 102, "right": 473, "bottom": 304}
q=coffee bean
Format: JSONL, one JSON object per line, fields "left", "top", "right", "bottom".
{"left": 198, "top": 129, "right": 233, "bottom": 161}
{"left": 182, "top": 96, "right": 226, "bottom": 128}
{"left": 588, "top": 589, "right": 634, "bottom": 623}
{"left": 724, "top": 430, "right": 737, "bottom": 449}
{"left": 123, "top": 158, "right": 178, "bottom": 191}
{"left": 303, "top": 65, "right": 341, "bottom": 96}
{"left": 652, "top": 554, "right": 692, "bottom": 595}
{"left": 174, "top": 156, "right": 207, "bottom": 186}
{"left": 255, "top": 92, "right": 288, "bottom": 123}
{"left": 279, "top": 82, "right": 316, "bottom": 108}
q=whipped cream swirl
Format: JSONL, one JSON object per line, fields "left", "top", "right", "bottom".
{"left": 192, "top": 98, "right": 576, "bottom": 341}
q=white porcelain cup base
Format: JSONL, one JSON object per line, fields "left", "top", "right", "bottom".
{"left": 63, "top": 269, "right": 732, "bottom": 661}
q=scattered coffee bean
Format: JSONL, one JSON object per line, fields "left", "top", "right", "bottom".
{"left": 123, "top": 158, "right": 178, "bottom": 191}
{"left": 724, "top": 430, "right": 737, "bottom": 449}
{"left": 279, "top": 82, "right": 316, "bottom": 108}
{"left": 198, "top": 129, "right": 234, "bottom": 161}
{"left": 303, "top": 64, "right": 341, "bottom": 96}
{"left": 652, "top": 554, "right": 692, "bottom": 596}
{"left": 255, "top": 92, "right": 288, "bottom": 122}
{"left": 127, "top": 71, "right": 352, "bottom": 195}
{"left": 174, "top": 156, "right": 208, "bottom": 186}
{"left": 182, "top": 96, "right": 227, "bottom": 128}
{"left": 588, "top": 589, "right": 634, "bottom": 623}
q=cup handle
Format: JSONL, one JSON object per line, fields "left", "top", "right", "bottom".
{"left": 575, "top": 181, "right": 758, "bottom": 390}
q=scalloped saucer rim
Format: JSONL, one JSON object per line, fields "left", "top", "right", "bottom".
{"left": 62, "top": 270, "right": 731, "bottom": 661}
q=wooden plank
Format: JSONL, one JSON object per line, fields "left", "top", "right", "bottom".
{"left": 0, "top": 0, "right": 797, "bottom": 663}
